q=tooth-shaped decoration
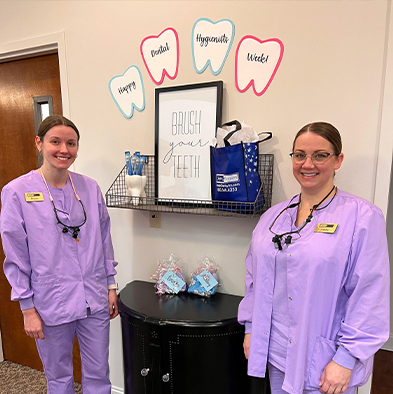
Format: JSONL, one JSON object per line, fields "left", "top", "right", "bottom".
{"left": 235, "top": 36, "right": 284, "bottom": 96}
{"left": 192, "top": 18, "right": 235, "bottom": 75}
{"left": 109, "top": 65, "right": 145, "bottom": 118}
{"left": 141, "top": 28, "right": 179, "bottom": 85}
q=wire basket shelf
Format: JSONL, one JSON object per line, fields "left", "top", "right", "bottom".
{"left": 105, "top": 154, "right": 274, "bottom": 218}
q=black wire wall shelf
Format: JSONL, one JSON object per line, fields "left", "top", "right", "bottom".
{"left": 105, "top": 154, "right": 274, "bottom": 218}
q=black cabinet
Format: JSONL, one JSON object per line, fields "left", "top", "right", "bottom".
{"left": 118, "top": 280, "right": 269, "bottom": 394}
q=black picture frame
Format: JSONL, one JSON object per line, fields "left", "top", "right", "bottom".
{"left": 155, "top": 81, "right": 223, "bottom": 204}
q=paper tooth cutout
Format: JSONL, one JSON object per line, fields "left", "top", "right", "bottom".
{"left": 141, "top": 27, "right": 179, "bottom": 85}
{"left": 235, "top": 36, "right": 284, "bottom": 96}
{"left": 192, "top": 18, "right": 235, "bottom": 75}
{"left": 109, "top": 65, "right": 145, "bottom": 118}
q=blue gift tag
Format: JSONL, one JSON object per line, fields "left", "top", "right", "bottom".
{"left": 196, "top": 270, "right": 218, "bottom": 292}
{"left": 162, "top": 271, "right": 186, "bottom": 294}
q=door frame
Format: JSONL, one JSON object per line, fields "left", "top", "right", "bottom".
{"left": 0, "top": 31, "right": 70, "bottom": 118}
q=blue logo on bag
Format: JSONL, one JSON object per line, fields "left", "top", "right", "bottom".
{"left": 216, "top": 173, "right": 240, "bottom": 184}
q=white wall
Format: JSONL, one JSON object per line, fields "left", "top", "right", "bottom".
{"left": 1, "top": 1, "right": 392, "bottom": 391}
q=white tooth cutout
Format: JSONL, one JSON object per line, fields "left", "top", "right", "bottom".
{"left": 192, "top": 18, "right": 235, "bottom": 75}
{"left": 140, "top": 27, "right": 179, "bottom": 85}
{"left": 235, "top": 36, "right": 284, "bottom": 96}
{"left": 109, "top": 65, "right": 145, "bottom": 118}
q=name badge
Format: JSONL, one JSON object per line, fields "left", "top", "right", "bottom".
{"left": 25, "top": 192, "right": 44, "bottom": 202}
{"left": 314, "top": 223, "right": 338, "bottom": 234}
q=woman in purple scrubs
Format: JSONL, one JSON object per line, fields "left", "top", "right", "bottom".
{"left": 1, "top": 115, "right": 118, "bottom": 394}
{"left": 238, "top": 122, "right": 390, "bottom": 394}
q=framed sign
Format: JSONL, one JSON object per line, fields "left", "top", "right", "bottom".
{"left": 155, "top": 81, "right": 223, "bottom": 202}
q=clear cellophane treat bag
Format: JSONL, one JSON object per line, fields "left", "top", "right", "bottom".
{"left": 188, "top": 256, "right": 219, "bottom": 297}
{"left": 150, "top": 253, "right": 187, "bottom": 295}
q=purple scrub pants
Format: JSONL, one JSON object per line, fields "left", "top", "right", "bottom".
{"left": 36, "top": 308, "right": 111, "bottom": 394}
{"left": 268, "top": 363, "right": 357, "bottom": 394}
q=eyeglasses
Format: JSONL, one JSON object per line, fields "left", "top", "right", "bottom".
{"left": 289, "top": 152, "right": 337, "bottom": 164}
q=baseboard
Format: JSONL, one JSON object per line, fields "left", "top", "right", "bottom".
{"left": 111, "top": 386, "right": 124, "bottom": 394}
{"left": 381, "top": 335, "right": 393, "bottom": 351}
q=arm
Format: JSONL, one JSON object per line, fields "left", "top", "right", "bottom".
{"left": 97, "top": 187, "right": 119, "bottom": 318}
{"left": 0, "top": 188, "right": 44, "bottom": 338}
{"left": 238, "top": 245, "right": 254, "bottom": 331}
{"left": 97, "top": 188, "right": 118, "bottom": 286}
{"left": 238, "top": 245, "right": 254, "bottom": 358}
{"left": 1, "top": 187, "right": 35, "bottom": 311}
{"left": 337, "top": 206, "right": 390, "bottom": 359}
{"left": 319, "top": 205, "right": 390, "bottom": 392}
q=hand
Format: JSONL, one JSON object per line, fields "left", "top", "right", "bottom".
{"left": 22, "top": 308, "right": 45, "bottom": 340}
{"left": 319, "top": 360, "right": 352, "bottom": 393}
{"left": 243, "top": 333, "right": 251, "bottom": 359}
{"left": 108, "top": 289, "right": 118, "bottom": 319}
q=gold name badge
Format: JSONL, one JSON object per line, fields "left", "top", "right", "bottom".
{"left": 314, "top": 223, "right": 338, "bottom": 234}
{"left": 25, "top": 192, "right": 44, "bottom": 202}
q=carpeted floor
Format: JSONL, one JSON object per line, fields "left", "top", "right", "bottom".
{"left": 0, "top": 360, "right": 82, "bottom": 394}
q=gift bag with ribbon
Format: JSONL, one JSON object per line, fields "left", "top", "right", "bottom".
{"left": 211, "top": 120, "right": 272, "bottom": 213}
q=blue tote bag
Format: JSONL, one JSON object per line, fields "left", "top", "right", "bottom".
{"left": 211, "top": 121, "right": 272, "bottom": 213}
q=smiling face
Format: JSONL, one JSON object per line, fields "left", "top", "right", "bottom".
{"left": 35, "top": 125, "right": 79, "bottom": 172}
{"left": 292, "top": 131, "right": 343, "bottom": 196}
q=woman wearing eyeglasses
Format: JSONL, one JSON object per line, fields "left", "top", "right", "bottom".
{"left": 238, "top": 122, "right": 389, "bottom": 394}
{"left": 0, "top": 115, "right": 118, "bottom": 394}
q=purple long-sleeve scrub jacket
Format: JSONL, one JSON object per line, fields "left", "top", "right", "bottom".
{"left": 1, "top": 170, "right": 118, "bottom": 326}
{"left": 238, "top": 189, "right": 390, "bottom": 394}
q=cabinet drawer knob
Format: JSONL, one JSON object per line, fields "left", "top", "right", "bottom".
{"left": 141, "top": 368, "right": 150, "bottom": 377}
{"left": 162, "top": 373, "right": 170, "bottom": 382}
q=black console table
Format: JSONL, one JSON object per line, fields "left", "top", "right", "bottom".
{"left": 118, "top": 280, "right": 269, "bottom": 394}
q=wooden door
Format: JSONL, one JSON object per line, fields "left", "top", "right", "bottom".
{"left": 0, "top": 53, "right": 81, "bottom": 382}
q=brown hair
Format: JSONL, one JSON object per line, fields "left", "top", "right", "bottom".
{"left": 292, "top": 122, "right": 342, "bottom": 155}
{"left": 37, "top": 115, "right": 80, "bottom": 141}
